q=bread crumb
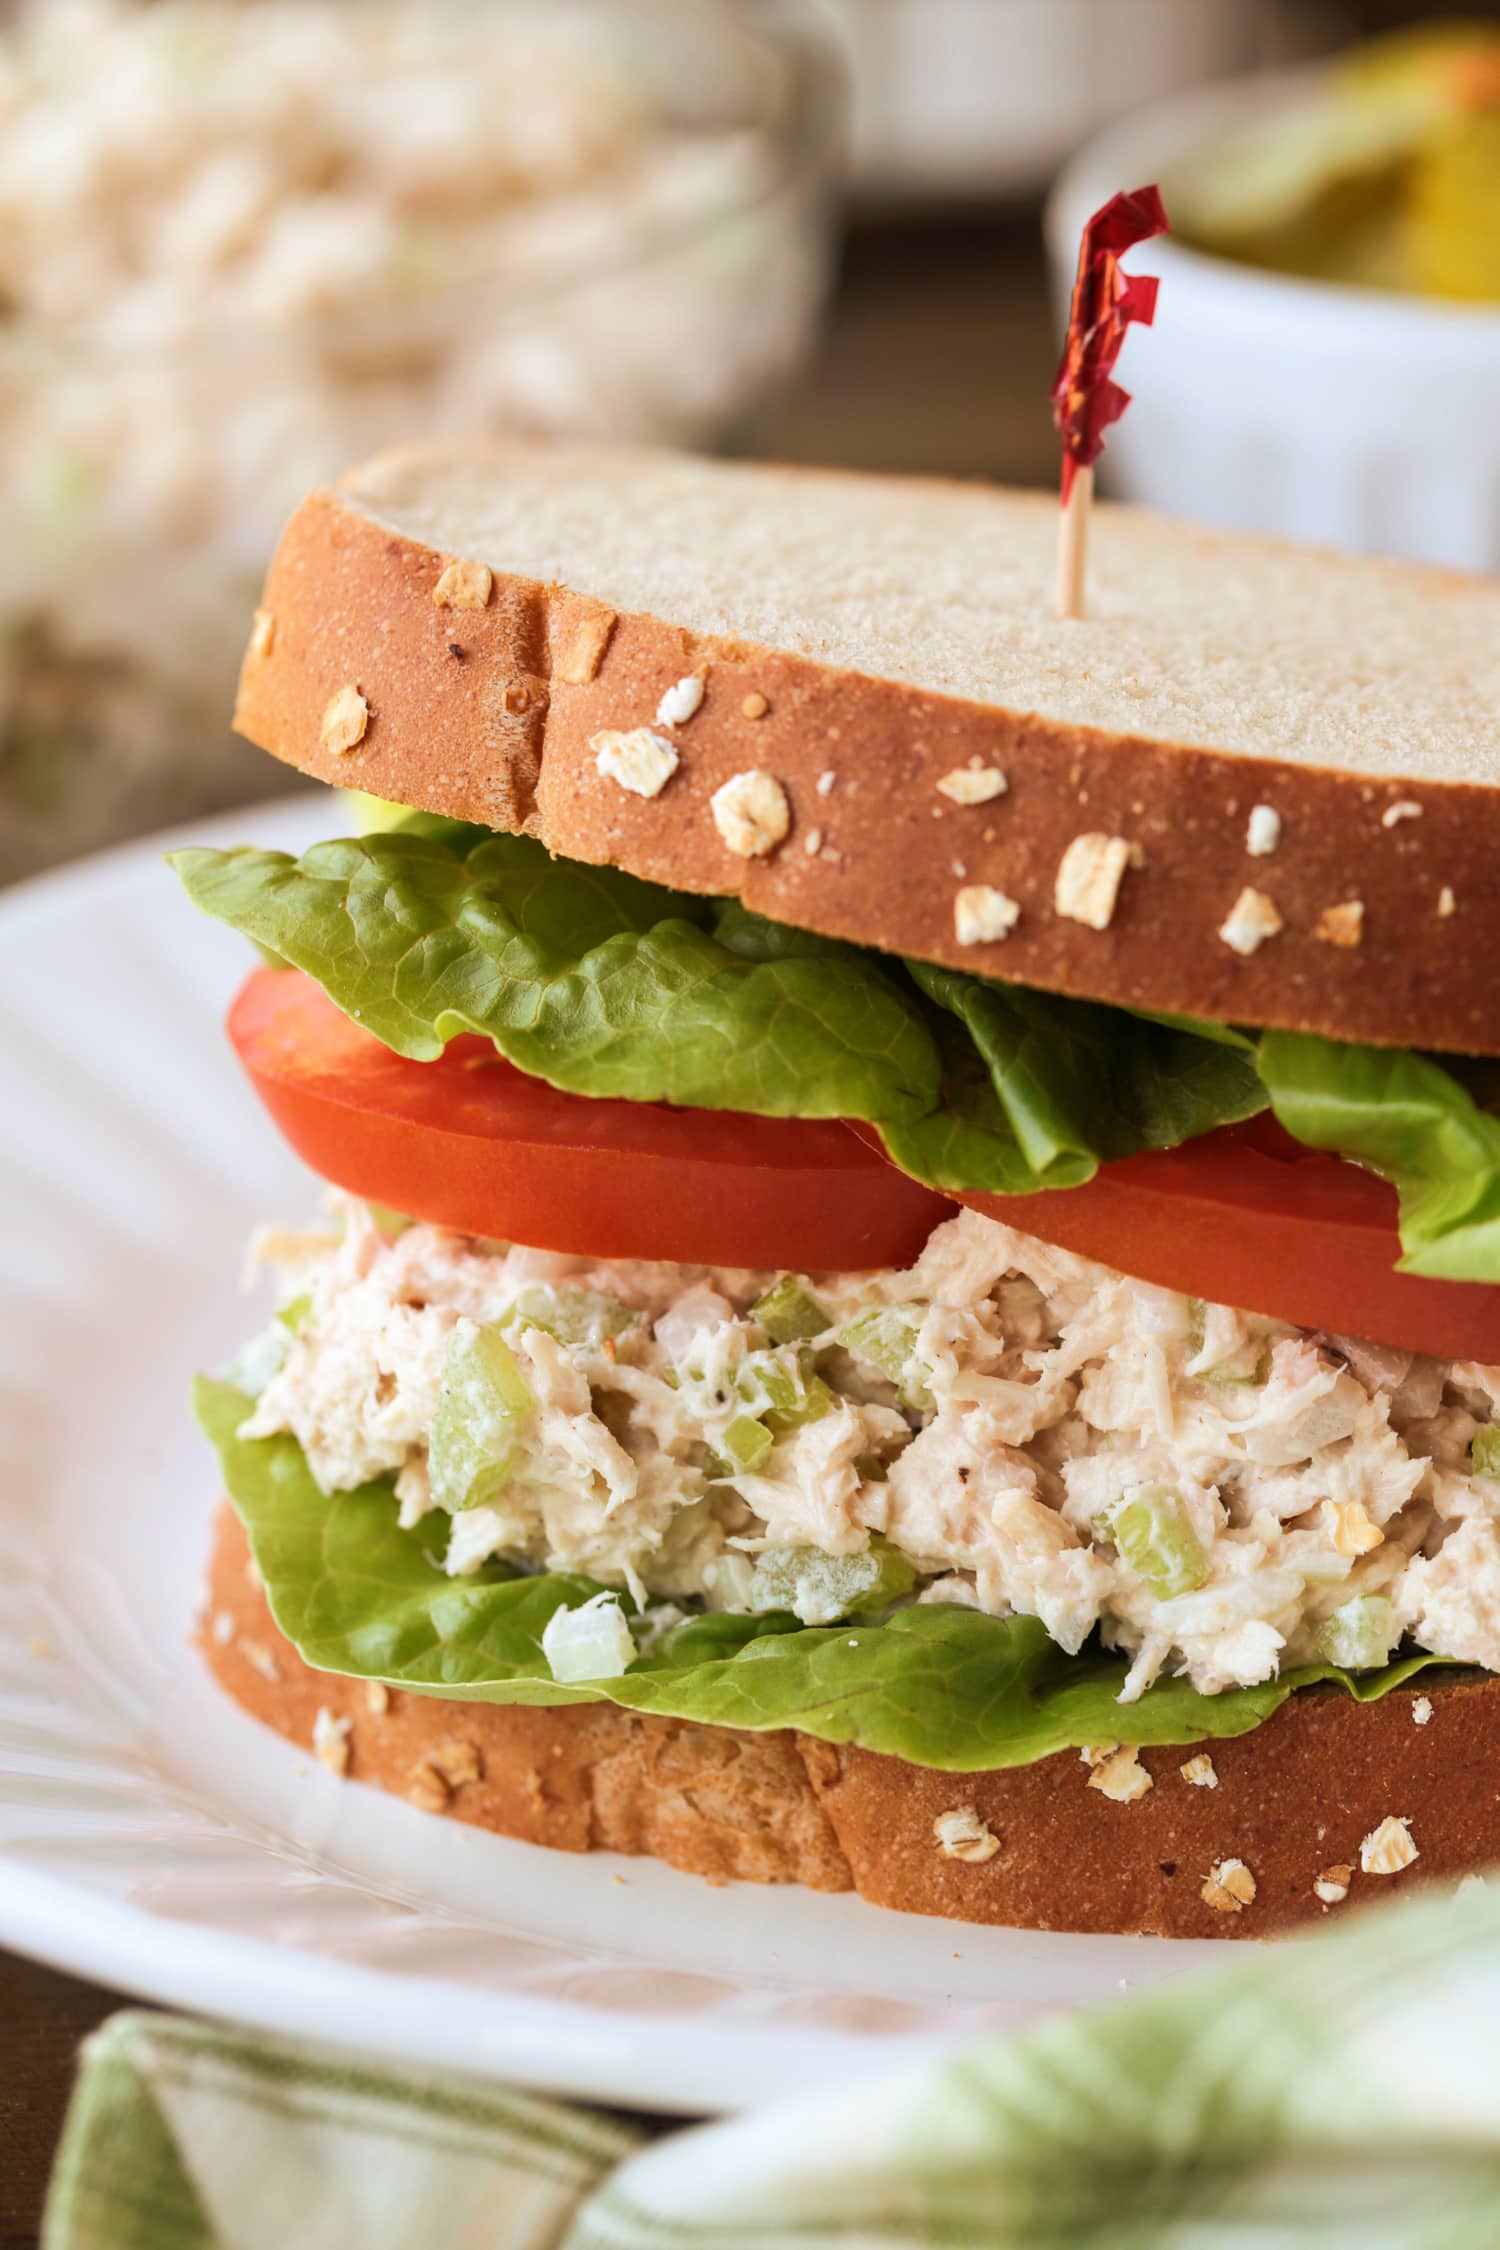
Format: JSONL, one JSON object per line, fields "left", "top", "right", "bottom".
{"left": 740, "top": 691, "right": 769, "bottom": 720}
{"left": 1088, "top": 1746, "right": 1153, "bottom": 1802}
{"left": 1314, "top": 1863, "right": 1352, "bottom": 1905}
{"left": 320, "top": 686, "right": 369, "bottom": 757}
{"left": 804, "top": 828, "right": 822, "bottom": 856}
{"left": 210, "top": 1610, "right": 236, "bottom": 1647}
{"left": 1079, "top": 1742, "right": 1119, "bottom": 1767}
{"left": 1320, "top": 1497, "right": 1383, "bottom": 1557}
{"left": 554, "top": 606, "right": 616, "bottom": 685}
{"left": 1438, "top": 885, "right": 1456, "bottom": 918}
{"left": 591, "top": 726, "right": 679, "bottom": 800}
{"left": 1055, "top": 833, "right": 1134, "bottom": 930}
{"left": 1412, "top": 1695, "right": 1433, "bottom": 1726}
{"left": 1218, "top": 886, "right": 1282, "bottom": 957}
{"left": 247, "top": 607, "right": 275, "bottom": 661}
{"left": 656, "top": 670, "right": 706, "bottom": 727}
{"left": 312, "top": 1707, "right": 350, "bottom": 1778}
{"left": 933, "top": 1806, "right": 1001, "bottom": 1863}
{"left": 1315, "top": 900, "right": 1364, "bottom": 949}
{"left": 405, "top": 1762, "right": 451, "bottom": 1815}
{"left": 1382, "top": 799, "right": 1423, "bottom": 828}
{"left": 711, "top": 770, "right": 790, "bottom": 858}
{"left": 1201, "top": 1858, "right": 1256, "bottom": 1912}
{"left": 240, "top": 1639, "right": 280, "bottom": 1683}
{"left": 954, "top": 884, "right": 1021, "bottom": 947}
{"left": 816, "top": 770, "right": 837, "bottom": 796}
{"left": 936, "top": 763, "right": 1007, "bottom": 807}
{"left": 432, "top": 558, "right": 493, "bottom": 611}
{"left": 1360, "top": 1815, "right": 1418, "bottom": 1875}
{"left": 429, "top": 1738, "right": 483, "bottom": 1789}
{"left": 1246, "top": 804, "right": 1281, "bottom": 857}
{"left": 1179, "top": 1754, "right": 1218, "bottom": 1789}
{"left": 364, "top": 1681, "right": 390, "bottom": 1717}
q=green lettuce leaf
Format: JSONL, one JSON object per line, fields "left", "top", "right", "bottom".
{"left": 197, "top": 1377, "right": 1446, "bottom": 1772}
{"left": 170, "top": 828, "right": 1264, "bottom": 1200}
{"left": 1258, "top": 1033, "right": 1500, "bottom": 1282}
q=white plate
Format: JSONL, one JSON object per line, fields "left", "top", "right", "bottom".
{"left": 0, "top": 801, "right": 1218, "bottom": 2113}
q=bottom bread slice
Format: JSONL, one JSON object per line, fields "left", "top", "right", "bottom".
{"left": 203, "top": 1505, "right": 1499, "bottom": 1937}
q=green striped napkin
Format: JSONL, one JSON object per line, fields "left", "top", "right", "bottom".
{"left": 45, "top": 1880, "right": 1500, "bottom": 2250}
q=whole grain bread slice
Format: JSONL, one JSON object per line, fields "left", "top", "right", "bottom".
{"left": 208, "top": 1506, "right": 1478, "bottom": 1939}
{"left": 235, "top": 442, "right": 1500, "bottom": 1053}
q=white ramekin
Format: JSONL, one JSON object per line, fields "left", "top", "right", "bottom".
{"left": 1046, "top": 68, "right": 1500, "bottom": 572}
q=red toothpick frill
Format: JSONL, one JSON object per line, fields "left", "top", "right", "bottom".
{"left": 1051, "top": 183, "right": 1169, "bottom": 618}
{"left": 1052, "top": 182, "right": 1169, "bottom": 499}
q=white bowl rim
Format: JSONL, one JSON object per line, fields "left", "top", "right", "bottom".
{"left": 1046, "top": 61, "right": 1500, "bottom": 344}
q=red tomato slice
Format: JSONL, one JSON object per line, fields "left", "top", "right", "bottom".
{"left": 923, "top": 1113, "right": 1500, "bottom": 1363}
{"left": 228, "top": 968, "right": 955, "bottom": 1271}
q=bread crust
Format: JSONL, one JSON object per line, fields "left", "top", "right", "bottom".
{"left": 235, "top": 485, "right": 1500, "bottom": 1055}
{"left": 205, "top": 1507, "right": 1494, "bottom": 1937}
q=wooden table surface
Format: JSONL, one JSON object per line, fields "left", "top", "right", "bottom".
{"left": 0, "top": 210, "right": 1054, "bottom": 2245}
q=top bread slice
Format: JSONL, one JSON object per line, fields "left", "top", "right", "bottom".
{"left": 234, "top": 441, "right": 1500, "bottom": 1053}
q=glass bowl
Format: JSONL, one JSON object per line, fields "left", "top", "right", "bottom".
{"left": 0, "top": 0, "right": 843, "bottom": 880}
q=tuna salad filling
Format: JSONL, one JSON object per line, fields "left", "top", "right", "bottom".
{"left": 230, "top": 1199, "right": 1500, "bottom": 1705}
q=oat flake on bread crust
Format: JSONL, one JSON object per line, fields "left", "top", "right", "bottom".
{"left": 233, "top": 443, "right": 1500, "bottom": 1053}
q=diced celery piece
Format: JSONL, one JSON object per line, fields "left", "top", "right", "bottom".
{"left": 752, "top": 1277, "right": 832, "bottom": 1345}
{"left": 428, "top": 1323, "right": 532, "bottom": 1514}
{"left": 1474, "top": 1427, "right": 1500, "bottom": 1477}
{"left": 797, "top": 1369, "right": 838, "bottom": 1420}
{"left": 718, "top": 1415, "right": 774, "bottom": 1475}
{"left": 1316, "top": 1594, "right": 1396, "bottom": 1670}
{"left": 1112, "top": 1486, "right": 1209, "bottom": 1600}
{"left": 275, "top": 1292, "right": 313, "bottom": 1334}
{"left": 766, "top": 1373, "right": 837, "bottom": 1435}
{"left": 736, "top": 1353, "right": 800, "bottom": 1416}
{"left": 541, "top": 1592, "right": 636, "bottom": 1682}
{"left": 735, "top": 1351, "right": 835, "bottom": 1433}
{"left": 748, "top": 1538, "right": 918, "bottom": 1626}
{"left": 504, "top": 1286, "right": 638, "bottom": 1350}
{"left": 836, "top": 1308, "right": 932, "bottom": 1411}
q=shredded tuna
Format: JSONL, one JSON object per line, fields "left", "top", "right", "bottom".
{"left": 234, "top": 1200, "right": 1500, "bottom": 1701}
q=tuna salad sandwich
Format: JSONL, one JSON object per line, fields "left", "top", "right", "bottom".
{"left": 174, "top": 443, "right": 1500, "bottom": 1936}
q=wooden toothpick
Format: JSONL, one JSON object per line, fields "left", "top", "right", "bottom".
{"left": 1056, "top": 464, "right": 1093, "bottom": 621}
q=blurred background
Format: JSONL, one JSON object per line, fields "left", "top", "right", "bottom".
{"left": 0, "top": 0, "right": 1496, "bottom": 885}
